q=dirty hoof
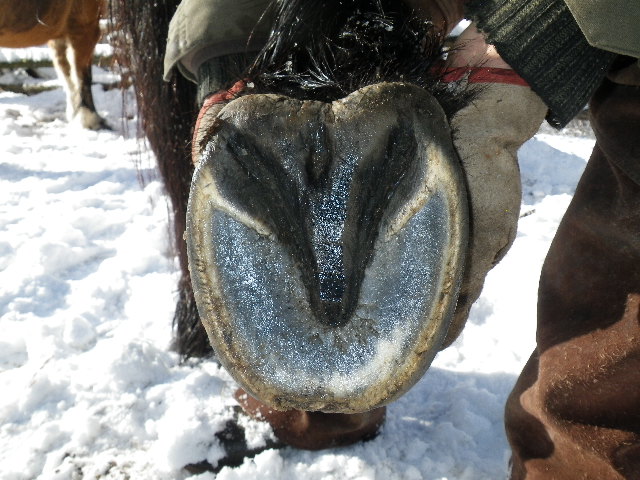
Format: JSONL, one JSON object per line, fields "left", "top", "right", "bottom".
{"left": 187, "top": 82, "right": 468, "bottom": 413}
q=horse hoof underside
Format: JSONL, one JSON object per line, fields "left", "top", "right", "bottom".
{"left": 186, "top": 82, "right": 468, "bottom": 413}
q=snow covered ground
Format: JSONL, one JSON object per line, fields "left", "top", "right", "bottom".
{"left": 0, "top": 54, "right": 595, "bottom": 480}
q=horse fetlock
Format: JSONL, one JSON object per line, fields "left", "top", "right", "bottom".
{"left": 72, "top": 105, "right": 108, "bottom": 130}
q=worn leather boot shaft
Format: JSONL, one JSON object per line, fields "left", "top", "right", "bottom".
{"left": 506, "top": 79, "right": 640, "bottom": 479}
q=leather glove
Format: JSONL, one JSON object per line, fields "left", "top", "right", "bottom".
{"left": 441, "top": 23, "right": 549, "bottom": 347}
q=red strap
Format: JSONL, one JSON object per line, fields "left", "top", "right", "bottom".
{"left": 193, "top": 80, "right": 247, "bottom": 160}
{"left": 203, "top": 80, "right": 247, "bottom": 108}
{"left": 195, "top": 80, "right": 247, "bottom": 133}
{"left": 439, "top": 66, "right": 530, "bottom": 86}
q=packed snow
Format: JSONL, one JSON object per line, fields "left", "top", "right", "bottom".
{"left": 0, "top": 50, "right": 594, "bottom": 480}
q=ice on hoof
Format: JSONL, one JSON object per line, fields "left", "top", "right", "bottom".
{"left": 186, "top": 82, "right": 468, "bottom": 413}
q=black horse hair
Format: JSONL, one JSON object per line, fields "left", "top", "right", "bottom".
{"left": 246, "top": 0, "right": 470, "bottom": 116}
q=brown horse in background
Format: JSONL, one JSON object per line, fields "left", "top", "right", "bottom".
{"left": 0, "top": 0, "right": 107, "bottom": 129}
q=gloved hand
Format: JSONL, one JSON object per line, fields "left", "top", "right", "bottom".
{"left": 441, "top": 23, "right": 549, "bottom": 346}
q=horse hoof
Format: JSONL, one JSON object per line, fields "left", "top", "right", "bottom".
{"left": 186, "top": 82, "right": 468, "bottom": 413}
{"left": 75, "top": 107, "right": 110, "bottom": 130}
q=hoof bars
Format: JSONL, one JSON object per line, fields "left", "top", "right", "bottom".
{"left": 187, "top": 82, "right": 468, "bottom": 413}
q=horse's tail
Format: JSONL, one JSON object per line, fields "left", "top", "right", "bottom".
{"left": 110, "top": 0, "right": 212, "bottom": 358}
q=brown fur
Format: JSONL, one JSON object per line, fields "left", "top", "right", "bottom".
{"left": 0, "top": 0, "right": 106, "bottom": 129}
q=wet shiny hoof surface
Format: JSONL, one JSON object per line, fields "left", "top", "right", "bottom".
{"left": 187, "top": 82, "right": 468, "bottom": 413}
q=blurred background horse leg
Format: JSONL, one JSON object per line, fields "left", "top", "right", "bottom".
{"left": 0, "top": 0, "right": 107, "bottom": 129}
{"left": 48, "top": 0, "right": 106, "bottom": 129}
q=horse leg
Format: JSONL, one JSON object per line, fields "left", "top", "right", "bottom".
{"left": 49, "top": 0, "right": 107, "bottom": 130}
{"left": 48, "top": 38, "right": 76, "bottom": 122}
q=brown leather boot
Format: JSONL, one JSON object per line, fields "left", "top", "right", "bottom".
{"left": 235, "top": 389, "right": 386, "bottom": 450}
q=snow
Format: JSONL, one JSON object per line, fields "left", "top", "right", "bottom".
{"left": 0, "top": 44, "right": 112, "bottom": 64}
{"left": 0, "top": 53, "right": 594, "bottom": 479}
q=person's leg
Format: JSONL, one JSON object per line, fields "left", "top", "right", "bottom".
{"left": 505, "top": 75, "right": 640, "bottom": 479}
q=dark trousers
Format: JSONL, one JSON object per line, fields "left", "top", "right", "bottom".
{"left": 506, "top": 79, "right": 640, "bottom": 479}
